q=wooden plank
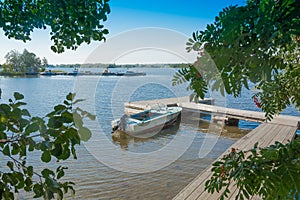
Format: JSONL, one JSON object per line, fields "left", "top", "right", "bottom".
{"left": 181, "top": 102, "right": 267, "bottom": 122}
{"left": 125, "top": 97, "right": 213, "bottom": 114}
{"left": 125, "top": 97, "right": 300, "bottom": 126}
{"left": 175, "top": 124, "right": 266, "bottom": 199}
{"left": 173, "top": 169, "right": 212, "bottom": 200}
{"left": 282, "top": 126, "right": 297, "bottom": 143}
{"left": 252, "top": 124, "right": 279, "bottom": 148}
{"left": 173, "top": 123, "right": 297, "bottom": 200}
{"left": 270, "top": 115, "right": 300, "bottom": 127}
{"left": 126, "top": 96, "right": 213, "bottom": 106}
{"left": 223, "top": 125, "right": 280, "bottom": 200}
{"left": 173, "top": 124, "right": 266, "bottom": 200}
{"left": 220, "top": 124, "right": 297, "bottom": 200}
{"left": 250, "top": 195, "right": 264, "bottom": 200}
{"left": 197, "top": 124, "right": 277, "bottom": 200}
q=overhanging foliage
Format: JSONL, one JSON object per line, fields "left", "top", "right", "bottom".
{"left": 0, "top": 0, "right": 110, "bottom": 53}
{"left": 174, "top": 0, "right": 300, "bottom": 120}
{"left": 0, "top": 93, "right": 94, "bottom": 199}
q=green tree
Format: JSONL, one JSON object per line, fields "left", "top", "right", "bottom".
{"left": 173, "top": 0, "right": 300, "bottom": 199}
{"left": 42, "top": 57, "right": 48, "bottom": 68}
{"left": 0, "top": 64, "right": 13, "bottom": 73}
{"left": 174, "top": 0, "right": 300, "bottom": 120}
{"left": 4, "top": 50, "right": 21, "bottom": 72}
{"left": 0, "top": 0, "right": 110, "bottom": 53}
{"left": 41, "top": 57, "right": 48, "bottom": 72}
{"left": 0, "top": 93, "right": 94, "bottom": 199}
{"left": 5, "top": 49, "right": 42, "bottom": 73}
{"left": 20, "top": 49, "right": 42, "bottom": 73}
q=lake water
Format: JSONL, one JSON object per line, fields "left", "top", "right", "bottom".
{"left": 0, "top": 68, "right": 299, "bottom": 199}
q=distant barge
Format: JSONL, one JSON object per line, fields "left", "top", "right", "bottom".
{"left": 40, "top": 68, "right": 146, "bottom": 76}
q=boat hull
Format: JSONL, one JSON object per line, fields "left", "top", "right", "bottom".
{"left": 141, "top": 113, "right": 180, "bottom": 135}
{"left": 126, "top": 113, "right": 180, "bottom": 136}
{"left": 113, "top": 107, "right": 182, "bottom": 137}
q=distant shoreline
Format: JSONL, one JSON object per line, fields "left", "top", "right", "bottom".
{"left": 0, "top": 68, "right": 147, "bottom": 77}
{"left": 0, "top": 64, "right": 188, "bottom": 77}
{"left": 43, "top": 63, "right": 189, "bottom": 69}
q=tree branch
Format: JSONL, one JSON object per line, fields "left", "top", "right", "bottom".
{"left": 0, "top": 149, "right": 43, "bottom": 180}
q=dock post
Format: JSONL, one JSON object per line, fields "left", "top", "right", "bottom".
{"left": 225, "top": 118, "right": 239, "bottom": 126}
{"left": 212, "top": 115, "right": 239, "bottom": 126}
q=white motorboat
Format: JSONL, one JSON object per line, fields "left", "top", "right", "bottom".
{"left": 112, "top": 105, "right": 182, "bottom": 137}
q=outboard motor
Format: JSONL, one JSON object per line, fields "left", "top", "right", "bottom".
{"left": 118, "top": 114, "right": 129, "bottom": 131}
{"left": 111, "top": 119, "right": 120, "bottom": 132}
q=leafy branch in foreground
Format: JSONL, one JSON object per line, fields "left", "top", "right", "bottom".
{"left": 172, "top": 65, "right": 208, "bottom": 101}
{"left": 0, "top": 0, "right": 110, "bottom": 53}
{"left": 177, "top": 0, "right": 300, "bottom": 120}
{"left": 205, "top": 139, "right": 300, "bottom": 200}
{"left": 0, "top": 92, "right": 94, "bottom": 199}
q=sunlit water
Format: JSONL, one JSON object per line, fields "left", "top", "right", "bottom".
{"left": 0, "top": 68, "right": 299, "bottom": 199}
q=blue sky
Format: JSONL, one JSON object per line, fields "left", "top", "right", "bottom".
{"left": 0, "top": 0, "right": 245, "bottom": 65}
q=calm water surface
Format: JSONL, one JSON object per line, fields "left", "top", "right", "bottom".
{"left": 0, "top": 68, "right": 299, "bottom": 199}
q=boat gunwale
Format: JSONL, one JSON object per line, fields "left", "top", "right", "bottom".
{"left": 128, "top": 107, "right": 182, "bottom": 124}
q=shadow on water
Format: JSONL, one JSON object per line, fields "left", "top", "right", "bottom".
{"left": 181, "top": 109, "right": 257, "bottom": 139}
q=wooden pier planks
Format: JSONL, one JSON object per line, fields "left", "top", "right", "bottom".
{"left": 125, "top": 96, "right": 300, "bottom": 126}
{"left": 181, "top": 102, "right": 266, "bottom": 123}
{"left": 173, "top": 123, "right": 298, "bottom": 200}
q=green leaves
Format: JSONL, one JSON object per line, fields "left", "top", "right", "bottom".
{"left": 78, "top": 127, "right": 92, "bottom": 142}
{"left": 0, "top": 92, "right": 94, "bottom": 199}
{"left": 66, "top": 93, "right": 75, "bottom": 101}
{"left": 173, "top": 65, "right": 208, "bottom": 101}
{"left": 13, "top": 92, "right": 24, "bottom": 100}
{"left": 41, "top": 150, "right": 51, "bottom": 163}
{"left": 206, "top": 138, "right": 300, "bottom": 199}
{"left": 181, "top": 0, "right": 300, "bottom": 119}
{"left": 41, "top": 168, "right": 55, "bottom": 178}
{"left": 25, "top": 122, "right": 39, "bottom": 135}
{"left": 0, "top": 0, "right": 111, "bottom": 53}
{"left": 47, "top": 117, "right": 63, "bottom": 129}
{"left": 2, "top": 144, "right": 10, "bottom": 156}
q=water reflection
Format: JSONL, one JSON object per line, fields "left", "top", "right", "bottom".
{"left": 181, "top": 110, "right": 252, "bottom": 138}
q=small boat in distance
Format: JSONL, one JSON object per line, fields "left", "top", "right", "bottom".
{"left": 122, "top": 70, "right": 146, "bottom": 76}
{"left": 68, "top": 68, "right": 79, "bottom": 76}
{"left": 111, "top": 105, "right": 182, "bottom": 137}
{"left": 40, "top": 70, "right": 57, "bottom": 76}
{"left": 102, "top": 68, "right": 117, "bottom": 76}
{"left": 102, "top": 68, "right": 146, "bottom": 76}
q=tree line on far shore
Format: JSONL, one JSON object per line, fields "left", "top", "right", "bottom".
{"left": 0, "top": 49, "right": 48, "bottom": 75}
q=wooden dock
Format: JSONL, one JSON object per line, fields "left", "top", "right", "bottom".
{"left": 124, "top": 96, "right": 300, "bottom": 199}
{"left": 125, "top": 96, "right": 300, "bottom": 126}
{"left": 172, "top": 122, "right": 298, "bottom": 200}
